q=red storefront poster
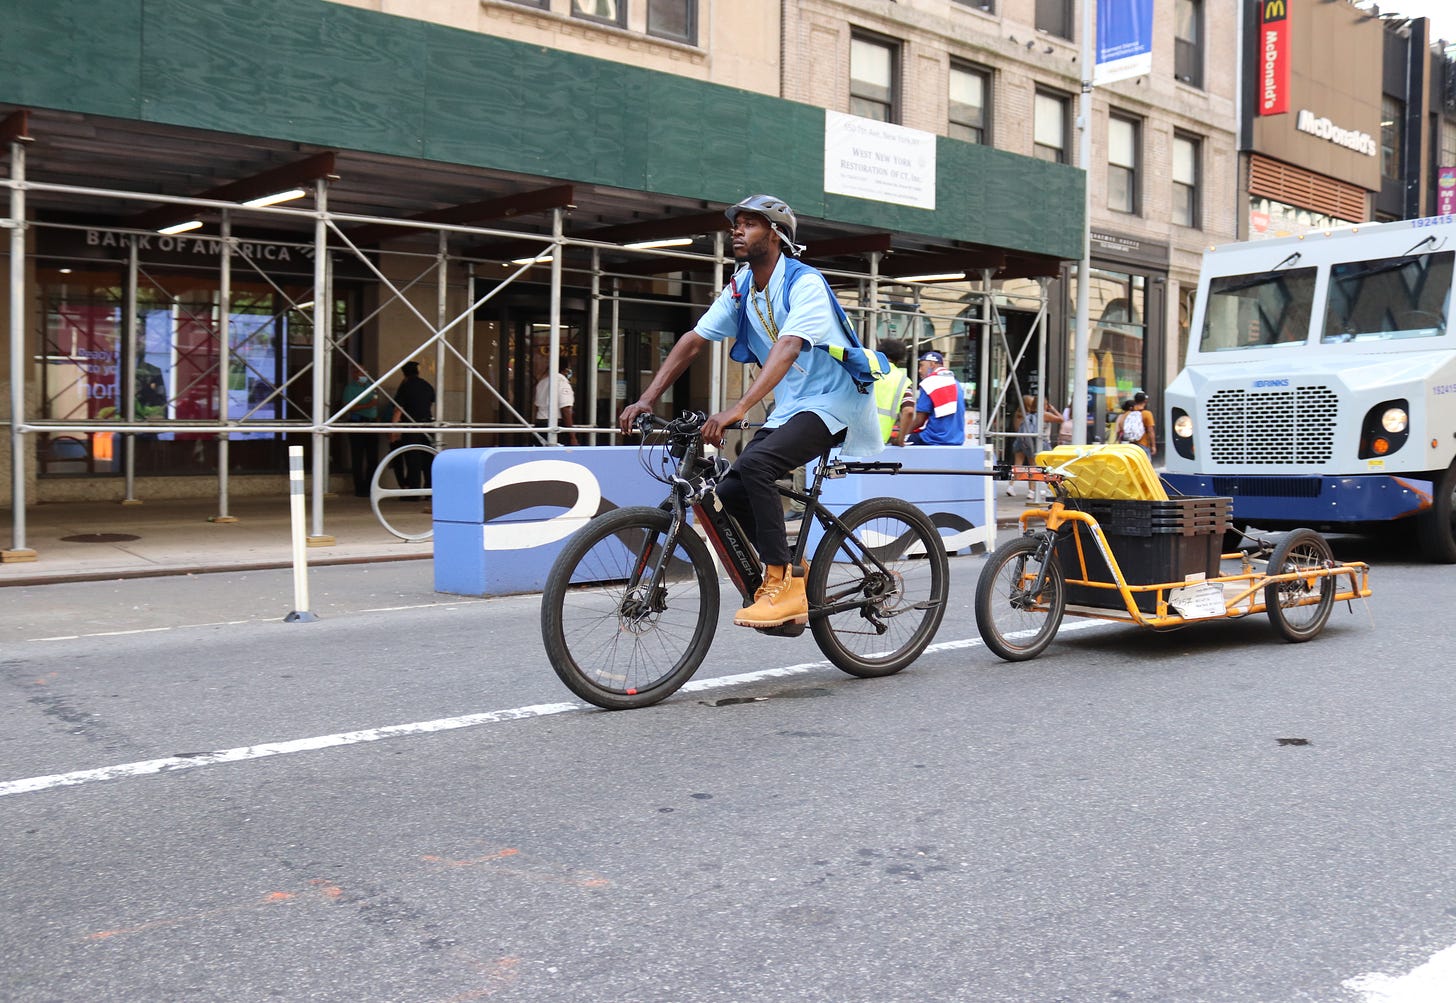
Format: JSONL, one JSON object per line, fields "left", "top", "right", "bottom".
{"left": 1259, "top": 0, "right": 1290, "bottom": 117}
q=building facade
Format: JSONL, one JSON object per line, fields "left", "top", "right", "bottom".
{"left": 2, "top": 0, "right": 1088, "bottom": 528}
{"left": 1239, "top": 2, "right": 1456, "bottom": 238}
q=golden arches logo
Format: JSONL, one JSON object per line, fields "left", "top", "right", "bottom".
{"left": 1263, "top": 0, "right": 1287, "bottom": 20}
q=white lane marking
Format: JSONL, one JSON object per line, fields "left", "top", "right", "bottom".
{"left": 0, "top": 619, "right": 1118, "bottom": 798}
{"left": 1344, "top": 943, "right": 1456, "bottom": 1002}
{"left": 0, "top": 703, "right": 582, "bottom": 798}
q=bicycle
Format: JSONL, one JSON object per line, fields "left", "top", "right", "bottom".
{"left": 974, "top": 458, "right": 1372, "bottom": 661}
{"left": 540, "top": 411, "right": 951, "bottom": 709}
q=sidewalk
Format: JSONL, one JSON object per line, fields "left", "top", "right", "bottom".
{"left": 0, "top": 495, "right": 432, "bottom": 587}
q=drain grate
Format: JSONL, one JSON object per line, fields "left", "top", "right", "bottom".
{"left": 61, "top": 533, "right": 141, "bottom": 544}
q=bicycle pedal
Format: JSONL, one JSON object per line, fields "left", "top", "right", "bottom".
{"left": 755, "top": 622, "right": 806, "bottom": 638}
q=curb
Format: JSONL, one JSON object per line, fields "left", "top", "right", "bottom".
{"left": 0, "top": 551, "right": 432, "bottom": 589}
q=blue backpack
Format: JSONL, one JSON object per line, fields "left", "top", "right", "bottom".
{"left": 729, "top": 258, "right": 889, "bottom": 395}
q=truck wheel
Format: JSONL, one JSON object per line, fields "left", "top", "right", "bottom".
{"left": 1416, "top": 461, "right": 1456, "bottom": 564}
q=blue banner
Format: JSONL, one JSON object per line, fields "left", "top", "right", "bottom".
{"left": 1096, "top": 0, "right": 1154, "bottom": 85}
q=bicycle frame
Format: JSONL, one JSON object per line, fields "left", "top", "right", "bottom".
{"left": 638, "top": 419, "right": 926, "bottom": 616}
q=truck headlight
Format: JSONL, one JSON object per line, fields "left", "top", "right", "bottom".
{"left": 1359, "top": 399, "right": 1410, "bottom": 459}
{"left": 1170, "top": 408, "right": 1195, "bottom": 460}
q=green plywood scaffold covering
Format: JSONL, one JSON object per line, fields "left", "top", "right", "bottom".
{"left": 0, "top": 0, "right": 1084, "bottom": 262}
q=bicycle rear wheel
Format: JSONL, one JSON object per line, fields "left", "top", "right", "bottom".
{"left": 541, "top": 506, "right": 719, "bottom": 709}
{"left": 808, "top": 497, "right": 949, "bottom": 678}
{"left": 975, "top": 534, "right": 1066, "bottom": 661}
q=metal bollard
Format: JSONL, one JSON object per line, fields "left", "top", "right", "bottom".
{"left": 283, "top": 445, "right": 319, "bottom": 623}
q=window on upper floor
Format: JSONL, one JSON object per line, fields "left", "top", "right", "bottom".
{"left": 952, "top": 0, "right": 996, "bottom": 12}
{"left": 1034, "top": 90, "right": 1070, "bottom": 163}
{"left": 1108, "top": 112, "right": 1141, "bottom": 214}
{"left": 502, "top": 0, "right": 549, "bottom": 7}
{"left": 1036, "top": 0, "right": 1074, "bottom": 40}
{"left": 1175, "top": 0, "right": 1204, "bottom": 88}
{"left": 949, "top": 62, "right": 991, "bottom": 144}
{"left": 572, "top": 0, "right": 626, "bottom": 28}
{"left": 1173, "top": 132, "right": 1201, "bottom": 228}
{"left": 851, "top": 34, "right": 899, "bottom": 123}
{"left": 647, "top": 0, "right": 695, "bottom": 44}
{"left": 1382, "top": 96, "right": 1404, "bottom": 180}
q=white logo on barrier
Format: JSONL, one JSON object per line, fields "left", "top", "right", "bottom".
{"left": 479, "top": 460, "right": 602, "bottom": 551}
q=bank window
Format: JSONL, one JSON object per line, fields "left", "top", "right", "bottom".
{"left": 949, "top": 62, "right": 990, "bottom": 144}
{"left": 1382, "top": 96, "right": 1403, "bottom": 180}
{"left": 572, "top": 0, "right": 625, "bottom": 28}
{"left": 851, "top": 34, "right": 899, "bottom": 123}
{"left": 37, "top": 272, "right": 320, "bottom": 478}
{"left": 647, "top": 0, "right": 695, "bottom": 44}
{"left": 1034, "top": 90, "right": 1069, "bottom": 163}
{"left": 1175, "top": 0, "right": 1203, "bottom": 88}
{"left": 1108, "top": 113, "right": 1140, "bottom": 214}
{"left": 1172, "top": 132, "right": 1200, "bottom": 228}
{"left": 1036, "top": 0, "right": 1073, "bottom": 40}
{"left": 1323, "top": 251, "right": 1453, "bottom": 343}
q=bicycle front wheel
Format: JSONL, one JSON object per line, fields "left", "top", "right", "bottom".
{"left": 541, "top": 506, "right": 719, "bottom": 709}
{"left": 808, "top": 497, "right": 949, "bottom": 678}
{"left": 975, "top": 534, "right": 1066, "bottom": 661}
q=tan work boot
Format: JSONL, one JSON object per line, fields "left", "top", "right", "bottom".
{"left": 735, "top": 563, "right": 809, "bottom": 629}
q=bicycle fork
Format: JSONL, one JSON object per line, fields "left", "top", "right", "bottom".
{"left": 1013, "top": 533, "right": 1059, "bottom": 610}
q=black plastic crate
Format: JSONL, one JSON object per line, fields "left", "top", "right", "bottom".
{"left": 1054, "top": 503, "right": 1227, "bottom": 613}
{"left": 1066, "top": 496, "right": 1232, "bottom": 538}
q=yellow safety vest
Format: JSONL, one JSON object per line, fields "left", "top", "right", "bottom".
{"left": 874, "top": 365, "right": 910, "bottom": 442}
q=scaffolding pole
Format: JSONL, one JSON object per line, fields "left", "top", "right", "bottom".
{"left": 214, "top": 210, "right": 236, "bottom": 523}
{"left": 309, "top": 178, "right": 330, "bottom": 544}
{"left": 4, "top": 137, "right": 33, "bottom": 560}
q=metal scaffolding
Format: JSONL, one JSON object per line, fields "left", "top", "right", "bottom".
{"left": 4, "top": 146, "right": 1049, "bottom": 558}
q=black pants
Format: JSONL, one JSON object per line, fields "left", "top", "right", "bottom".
{"left": 716, "top": 411, "right": 841, "bottom": 567}
{"left": 393, "top": 432, "right": 432, "bottom": 490}
{"left": 348, "top": 429, "right": 379, "bottom": 497}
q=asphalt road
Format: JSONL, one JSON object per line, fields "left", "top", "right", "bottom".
{"left": 2, "top": 536, "right": 1454, "bottom": 1002}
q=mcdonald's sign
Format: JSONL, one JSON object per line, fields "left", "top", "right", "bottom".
{"left": 1258, "top": 0, "right": 1290, "bottom": 116}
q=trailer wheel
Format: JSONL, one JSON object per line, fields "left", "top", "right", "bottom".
{"left": 1416, "top": 461, "right": 1456, "bottom": 564}
{"left": 1264, "top": 529, "right": 1335, "bottom": 643}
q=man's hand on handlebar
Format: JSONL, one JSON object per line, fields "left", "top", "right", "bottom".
{"left": 619, "top": 401, "right": 653, "bottom": 435}
{"left": 702, "top": 406, "right": 749, "bottom": 448}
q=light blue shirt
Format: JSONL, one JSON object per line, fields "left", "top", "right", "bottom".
{"left": 693, "top": 255, "right": 861, "bottom": 432}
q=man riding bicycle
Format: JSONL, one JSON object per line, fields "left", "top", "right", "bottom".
{"left": 618, "top": 194, "right": 881, "bottom": 630}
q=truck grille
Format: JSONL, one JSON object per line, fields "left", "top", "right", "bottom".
{"left": 1205, "top": 386, "right": 1339, "bottom": 465}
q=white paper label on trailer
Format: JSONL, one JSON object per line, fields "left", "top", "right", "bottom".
{"left": 1169, "top": 581, "right": 1226, "bottom": 620}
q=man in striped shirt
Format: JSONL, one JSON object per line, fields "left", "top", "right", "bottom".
{"left": 901, "top": 350, "right": 965, "bottom": 446}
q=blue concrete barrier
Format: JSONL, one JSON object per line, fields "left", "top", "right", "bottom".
{"left": 803, "top": 444, "right": 996, "bottom": 557}
{"left": 432, "top": 447, "right": 666, "bottom": 596}
{"left": 434, "top": 443, "right": 995, "bottom": 597}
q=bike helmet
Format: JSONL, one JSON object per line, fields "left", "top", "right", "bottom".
{"left": 724, "top": 194, "right": 803, "bottom": 256}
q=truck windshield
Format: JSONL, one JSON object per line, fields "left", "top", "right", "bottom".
{"left": 1199, "top": 267, "right": 1318, "bottom": 352}
{"left": 1321, "top": 250, "right": 1452, "bottom": 343}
